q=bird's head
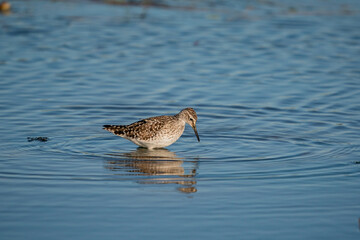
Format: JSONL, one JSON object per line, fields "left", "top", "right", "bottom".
{"left": 178, "top": 108, "right": 200, "bottom": 142}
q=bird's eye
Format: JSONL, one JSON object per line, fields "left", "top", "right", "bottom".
{"left": 190, "top": 118, "right": 194, "bottom": 121}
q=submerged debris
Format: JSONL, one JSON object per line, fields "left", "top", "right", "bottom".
{"left": 0, "top": 1, "right": 11, "bottom": 13}
{"left": 27, "top": 137, "right": 49, "bottom": 142}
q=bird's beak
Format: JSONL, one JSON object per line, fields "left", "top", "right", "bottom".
{"left": 192, "top": 125, "right": 200, "bottom": 142}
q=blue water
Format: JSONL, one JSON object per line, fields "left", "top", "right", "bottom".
{"left": 1, "top": 0, "right": 360, "bottom": 239}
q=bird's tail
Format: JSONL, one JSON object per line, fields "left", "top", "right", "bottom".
{"left": 103, "top": 125, "right": 126, "bottom": 135}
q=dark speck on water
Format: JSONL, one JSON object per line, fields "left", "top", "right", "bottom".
{"left": 27, "top": 137, "right": 49, "bottom": 142}
{"left": 1, "top": 0, "right": 360, "bottom": 240}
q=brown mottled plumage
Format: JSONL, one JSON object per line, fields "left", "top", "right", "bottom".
{"left": 103, "top": 108, "right": 200, "bottom": 149}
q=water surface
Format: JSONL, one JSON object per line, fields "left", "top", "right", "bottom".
{"left": 0, "top": 0, "right": 360, "bottom": 239}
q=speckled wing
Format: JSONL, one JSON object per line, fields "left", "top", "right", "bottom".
{"left": 103, "top": 116, "right": 173, "bottom": 141}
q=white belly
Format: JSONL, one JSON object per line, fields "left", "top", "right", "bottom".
{"left": 130, "top": 138, "right": 178, "bottom": 149}
{"left": 126, "top": 125, "right": 184, "bottom": 149}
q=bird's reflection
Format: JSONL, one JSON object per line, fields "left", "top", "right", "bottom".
{"left": 104, "top": 148, "right": 198, "bottom": 193}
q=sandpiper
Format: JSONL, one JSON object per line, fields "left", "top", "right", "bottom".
{"left": 103, "top": 108, "right": 200, "bottom": 149}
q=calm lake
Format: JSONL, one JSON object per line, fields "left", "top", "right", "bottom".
{"left": 1, "top": 0, "right": 359, "bottom": 239}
